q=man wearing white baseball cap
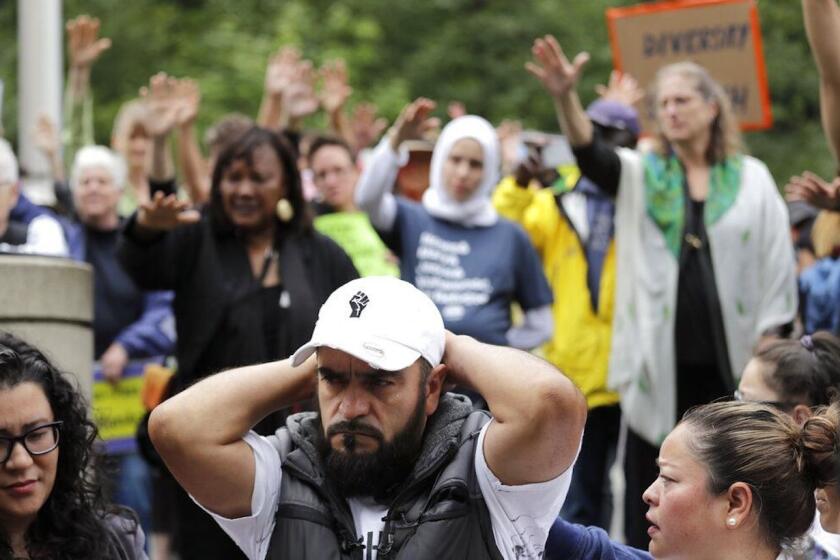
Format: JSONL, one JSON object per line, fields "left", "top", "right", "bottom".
{"left": 150, "top": 276, "right": 585, "bottom": 560}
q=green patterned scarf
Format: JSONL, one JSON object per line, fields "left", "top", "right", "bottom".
{"left": 643, "top": 152, "right": 742, "bottom": 258}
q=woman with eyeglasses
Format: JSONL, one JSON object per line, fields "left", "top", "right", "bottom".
{"left": 736, "top": 331, "right": 840, "bottom": 558}
{"left": 0, "top": 331, "right": 147, "bottom": 559}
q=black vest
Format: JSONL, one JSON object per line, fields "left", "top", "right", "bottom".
{"left": 264, "top": 394, "right": 505, "bottom": 559}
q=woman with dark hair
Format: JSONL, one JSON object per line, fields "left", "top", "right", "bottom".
{"left": 118, "top": 126, "right": 358, "bottom": 560}
{"left": 736, "top": 332, "right": 840, "bottom": 558}
{"left": 738, "top": 332, "right": 840, "bottom": 423}
{"left": 0, "top": 330, "right": 145, "bottom": 559}
{"left": 528, "top": 35, "right": 798, "bottom": 546}
{"left": 546, "top": 400, "right": 823, "bottom": 559}
{"left": 801, "top": 403, "right": 840, "bottom": 540}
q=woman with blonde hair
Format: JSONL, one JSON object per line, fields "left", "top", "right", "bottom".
{"left": 528, "top": 35, "right": 797, "bottom": 546}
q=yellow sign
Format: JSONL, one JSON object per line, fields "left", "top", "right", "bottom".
{"left": 92, "top": 359, "right": 159, "bottom": 454}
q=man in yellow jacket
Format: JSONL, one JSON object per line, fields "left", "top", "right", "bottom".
{"left": 493, "top": 97, "right": 639, "bottom": 530}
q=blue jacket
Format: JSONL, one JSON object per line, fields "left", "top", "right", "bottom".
{"left": 10, "top": 193, "right": 51, "bottom": 224}
{"left": 799, "top": 257, "right": 840, "bottom": 335}
{"left": 545, "top": 519, "right": 652, "bottom": 560}
{"left": 62, "top": 217, "right": 176, "bottom": 359}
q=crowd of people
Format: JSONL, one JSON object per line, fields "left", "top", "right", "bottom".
{"left": 4, "top": 1, "right": 840, "bottom": 558}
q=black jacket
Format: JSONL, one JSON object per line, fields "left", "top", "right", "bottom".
{"left": 118, "top": 212, "right": 358, "bottom": 400}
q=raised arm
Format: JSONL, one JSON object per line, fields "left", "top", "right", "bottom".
{"left": 149, "top": 357, "right": 317, "bottom": 518}
{"left": 526, "top": 35, "right": 593, "bottom": 148}
{"left": 33, "top": 114, "right": 65, "bottom": 182}
{"left": 257, "top": 47, "right": 299, "bottom": 130}
{"left": 349, "top": 102, "right": 388, "bottom": 155}
{"left": 803, "top": 0, "right": 840, "bottom": 160}
{"left": 354, "top": 97, "right": 438, "bottom": 231}
{"left": 442, "top": 332, "right": 586, "bottom": 485}
{"left": 118, "top": 191, "right": 200, "bottom": 289}
{"left": 140, "top": 73, "right": 179, "bottom": 184}
{"left": 172, "top": 78, "right": 210, "bottom": 205}
{"left": 62, "top": 15, "right": 111, "bottom": 167}
{"left": 319, "top": 59, "right": 354, "bottom": 146}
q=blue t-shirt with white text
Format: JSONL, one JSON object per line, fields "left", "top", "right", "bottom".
{"left": 382, "top": 199, "right": 552, "bottom": 345}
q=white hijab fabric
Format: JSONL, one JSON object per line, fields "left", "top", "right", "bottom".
{"left": 422, "top": 115, "right": 500, "bottom": 227}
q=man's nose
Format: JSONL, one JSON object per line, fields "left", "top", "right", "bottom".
{"left": 338, "top": 383, "right": 371, "bottom": 420}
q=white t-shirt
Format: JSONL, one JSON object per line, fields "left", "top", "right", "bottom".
{"left": 197, "top": 420, "right": 573, "bottom": 560}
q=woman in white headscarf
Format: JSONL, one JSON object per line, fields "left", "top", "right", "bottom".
{"left": 355, "top": 97, "right": 553, "bottom": 350}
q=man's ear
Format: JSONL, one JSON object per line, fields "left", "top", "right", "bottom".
{"left": 424, "top": 364, "right": 448, "bottom": 416}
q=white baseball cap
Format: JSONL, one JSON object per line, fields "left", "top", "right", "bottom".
{"left": 291, "top": 276, "right": 445, "bottom": 371}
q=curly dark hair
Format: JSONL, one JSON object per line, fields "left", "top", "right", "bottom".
{"left": 0, "top": 331, "right": 134, "bottom": 559}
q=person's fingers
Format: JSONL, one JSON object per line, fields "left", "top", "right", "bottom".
{"left": 802, "top": 170, "right": 829, "bottom": 188}
{"left": 572, "top": 52, "right": 590, "bottom": 78}
{"left": 373, "top": 117, "right": 388, "bottom": 134}
{"left": 531, "top": 39, "right": 551, "bottom": 68}
{"left": 525, "top": 61, "right": 547, "bottom": 83}
{"left": 421, "top": 117, "right": 442, "bottom": 134}
{"left": 545, "top": 35, "right": 568, "bottom": 67}
{"left": 90, "top": 16, "right": 101, "bottom": 38}
{"left": 177, "top": 210, "right": 202, "bottom": 224}
{"left": 94, "top": 37, "right": 111, "bottom": 57}
{"left": 594, "top": 84, "right": 608, "bottom": 97}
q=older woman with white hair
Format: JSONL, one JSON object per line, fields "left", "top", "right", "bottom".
{"left": 60, "top": 145, "right": 175, "bottom": 540}
{"left": 355, "top": 99, "right": 553, "bottom": 355}
{"left": 0, "top": 139, "right": 68, "bottom": 256}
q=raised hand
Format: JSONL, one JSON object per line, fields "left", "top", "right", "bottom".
{"left": 785, "top": 171, "right": 840, "bottom": 211}
{"left": 320, "top": 59, "right": 353, "bottom": 115}
{"left": 173, "top": 78, "right": 201, "bottom": 127}
{"left": 526, "top": 35, "right": 589, "bottom": 99}
{"left": 101, "top": 342, "right": 128, "bottom": 384}
{"left": 140, "top": 72, "right": 181, "bottom": 138}
{"left": 595, "top": 70, "right": 645, "bottom": 107}
{"left": 350, "top": 102, "right": 388, "bottom": 151}
{"left": 496, "top": 119, "right": 523, "bottom": 175}
{"left": 447, "top": 101, "right": 467, "bottom": 120}
{"left": 264, "top": 46, "right": 300, "bottom": 98}
{"left": 137, "top": 191, "right": 201, "bottom": 231}
{"left": 285, "top": 60, "right": 319, "bottom": 120}
{"left": 33, "top": 114, "right": 60, "bottom": 158}
{"left": 388, "top": 97, "right": 439, "bottom": 151}
{"left": 66, "top": 14, "right": 111, "bottom": 68}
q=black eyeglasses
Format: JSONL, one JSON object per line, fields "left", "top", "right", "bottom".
{"left": 733, "top": 390, "right": 796, "bottom": 411}
{"left": 0, "top": 421, "right": 63, "bottom": 464}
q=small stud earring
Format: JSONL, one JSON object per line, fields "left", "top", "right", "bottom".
{"left": 727, "top": 518, "right": 737, "bottom": 527}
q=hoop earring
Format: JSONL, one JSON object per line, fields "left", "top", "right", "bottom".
{"left": 276, "top": 199, "right": 294, "bottom": 222}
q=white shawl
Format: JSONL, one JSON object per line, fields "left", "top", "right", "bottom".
{"left": 608, "top": 148, "right": 798, "bottom": 445}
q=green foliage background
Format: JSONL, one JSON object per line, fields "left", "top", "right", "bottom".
{"left": 0, "top": 0, "right": 832, "bottom": 183}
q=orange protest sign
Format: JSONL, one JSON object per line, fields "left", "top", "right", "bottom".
{"left": 606, "top": 0, "right": 772, "bottom": 131}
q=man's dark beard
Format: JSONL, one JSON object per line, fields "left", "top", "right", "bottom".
{"left": 316, "top": 389, "right": 427, "bottom": 504}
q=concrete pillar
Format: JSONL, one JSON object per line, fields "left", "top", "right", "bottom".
{"left": 0, "top": 255, "right": 93, "bottom": 401}
{"left": 18, "top": 0, "right": 62, "bottom": 205}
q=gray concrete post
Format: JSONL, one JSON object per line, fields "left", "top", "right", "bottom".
{"left": 0, "top": 255, "right": 93, "bottom": 401}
